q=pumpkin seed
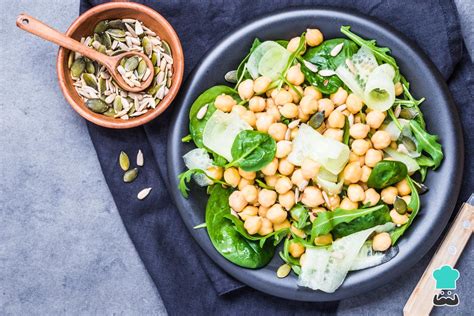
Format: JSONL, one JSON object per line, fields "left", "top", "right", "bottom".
{"left": 119, "top": 151, "right": 130, "bottom": 171}
{"left": 98, "top": 77, "right": 106, "bottom": 94}
{"left": 162, "top": 40, "right": 172, "bottom": 55}
{"left": 277, "top": 264, "right": 291, "bottom": 278}
{"left": 399, "top": 108, "right": 419, "bottom": 119}
{"left": 106, "top": 29, "right": 126, "bottom": 38}
{"left": 394, "top": 196, "right": 408, "bottom": 214}
{"left": 67, "top": 52, "right": 74, "bottom": 69}
{"left": 85, "top": 61, "right": 95, "bottom": 74}
{"left": 136, "top": 149, "right": 144, "bottom": 166}
{"left": 224, "top": 70, "right": 237, "bottom": 83}
{"left": 108, "top": 19, "right": 126, "bottom": 30}
{"left": 137, "top": 187, "right": 152, "bottom": 200}
{"left": 113, "top": 96, "right": 123, "bottom": 113}
{"left": 137, "top": 59, "right": 147, "bottom": 78}
{"left": 86, "top": 99, "right": 108, "bottom": 113}
{"left": 400, "top": 135, "right": 417, "bottom": 152}
{"left": 142, "top": 36, "right": 153, "bottom": 56}
{"left": 94, "top": 20, "right": 109, "bottom": 33}
{"left": 103, "top": 107, "right": 115, "bottom": 117}
{"left": 102, "top": 32, "right": 112, "bottom": 49}
{"left": 308, "top": 111, "right": 325, "bottom": 129}
{"left": 123, "top": 168, "right": 138, "bottom": 183}
{"left": 151, "top": 52, "right": 158, "bottom": 65}
{"left": 124, "top": 56, "right": 139, "bottom": 71}
{"left": 82, "top": 73, "right": 97, "bottom": 89}
{"left": 71, "top": 58, "right": 86, "bottom": 77}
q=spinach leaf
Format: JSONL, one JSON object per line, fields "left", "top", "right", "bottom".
{"left": 303, "top": 38, "right": 358, "bottom": 70}
{"left": 178, "top": 168, "right": 226, "bottom": 198}
{"left": 300, "top": 60, "right": 342, "bottom": 94}
{"left": 409, "top": 120, "right": 443, "bottom": 169}
{"left": 367, "top": 160, "right": 408, "bottom": 189}
{"left": 189, "top": 85, "right": 239, "bottom": 148}
{"left": 310, "top": 204, "right": 387, "bottom": 242}
{"left": 391, "top": 177, "right": 420, "bottom": 244}
{"left": 332, "top": 205, "right": 391, "bottom": 238}
{"left": 275, "top": 40, "right": 289, "bottom": 48}
{"left": 206, "top": 185, "right": 275, "bottom": 268}
{"left": 235, "top": 38, "right": 262, "bottom": 86}
{"left": 227, "top": 130, "right": 276, "bottom": 172}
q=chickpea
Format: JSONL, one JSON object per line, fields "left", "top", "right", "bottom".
{"left": 279, "top": 190, "right": 296, "bottom": 210}
{"left": 372, "top": 232, "right": 392, "bottom": 251}
{"left": 276, "top": 140, "right": 292, "bottom": 158}
{"left": 343, "top": 161, "right": 362, "bottom": 184}
{"left": 371, "top": 131, "right": 391, "bottom": 149}
{"left": 267, "top": 106, "right": 282, "bottom": 122}
{"left": 254, "top": 76, "right": 272, "bottom": 94}
{"left": 309, "top": 207, "right": 326, "bottom": 222}
{"left": 258, "top": 206, "right": 269, "bottom": 217}
{"left": 350, "top": 139, "right": 369, "bottom": 156}
{"left": 340, "top": 197, "right": 358, "bottom": 210}
{"left": 390, "top": 209, "right": 409, "bottom": 225}
{"left": 278, "top": 158, "right": 295, "bottom": 176}
{"left": 301, "top": 158, "right": 320, "bottom": 180}
{"left": 270, "top": 89, "right": 279, "bottom": 100}
{"left": 266, "top": 97, "right": 275, "bottom": 109}
{"left": 238, "top": 178, "right": 254, "bottom": 190}
{"left": 274, "top": 90, "right": 293, "bottom": 106}
{"left": 330, "top": 87, "right": 348, "bottom": 106}
{"left": 248, "top": 96, "right": 266, "bottom": 112}
{"left": 395, "top": 179, "right": 411, "bottom": 196}
{"left": 239, "top": 205, "right": 258, "bottom": 220}
{"left": 390, "top": 141, "right": 398, "bottom": 149}
{"left": 291, "top": 225, "right": 306, "bottom": 238}
{"left": 395, "top": 82, "right": 403, "bottom": 96}
{"left": 229, "top": 191, "right": 248, "bottom": 212}
{"left": 238, "top": 79, "right": 254, "bottom": 100}
{"left": 275, "top": 177, "right": 293, "bottom": 194}
{"left": 314, "top": 233, "right": 333, "bottom": 246}
{"left": 299, "top": 95, "right": 318, "bottom": 115}
{"left": 366, "top": 110, "right": 386, "bottom": 129}
{"left": 256, "top": 113, "right": 275, "bottom": 133}
{"left": 241, "top": 185, "right": 258, "bottom": 204}
{"left": 214, "top": 94, "right": 236, "bottom": 112}
{"left": 258, "top": 189, "right": 278, "bottom": 207}
{"left": 244, "top": 216, "right": 262, "bottom": 235}
{"left": 241, "top": 110, "right": 256, "bottom": 127}
{"left": 306, "top": 28, "right": 324, "bottom": 47}
{"left": 402, "top": 195, "right": 411, "bottom": 206}
{"left": 224, "top": 167, "right": 240, "bottom": 187}
{"left": 238, "top": 168, "right": 256, "bottom": 180}
{"left": 289, "top": 241, "right": 305, "bottom": 258}
{"left": 381, "top": 186, "right": 398, "bottom": 204}
{"left": 364, "top": 188, "right": 381, "bottom": 206}
{"left": 360, "top": 165, "right": 372, "bottom": 183}
{"left": 291, "top": 169, "right": 306, "bottom": 187}
{"left": 232, "top": 104, "right": 247, "bottom": 116}
{"left": 318, "top": 98, "right": 334, "bottom": 117}
{"left": 347, "top": 184, "right": 365, "bottom": 202}
{"left": 261, "top": 157, "right": 279, "bottom": 176}
{"left": 346, "top": 93, "right": 363, "bottom": 114}
{"left": 206, "top": 166, "right": 223, "bottom": 181}
{"left": 301, "top": 186, "right": 324, "bottom": 208}
{"left": 287, "top": 36, "right": 302, "bottom": 53}
{"left": 273, "top": 219, "right": 291, "bottom": 231}
{"left": 326, "top": 195, "right": 341, "bottom": 210}
{"left": 328, "top": 110, "right": 346, "bottom": 129}
{"left": 264, "top": 175, "right": 279, "bottom": 187}
{"left": 266, "top": 204, "right": 287, "bottom": 224}
{"left": 304, "top": 86, "right": 322, "bottom": 100}
{"left": 286, "top": 64, "right": 305, "bottom": 86}
{"left": 324, "top": 128, "right": 344, "bottom": 142}
{"left": 298, "top": 106, "right": 310, "bottom": 122}
{"left": 349, "top": 152, "right": 360, "bottom": 163}
{"left": 365, "top": 149, "right": 383, "bottom": 167}
{"left": 280, "top": 103, "right": 299, "bottom": 119}
{"left": 350, "top": 123, "right": 370, "bottom": 139}
{"left": 268, "top": 123, "right": 288, "bottom": 141}
{"left": 258, "top": 218, "right": 274, "bottom": 236}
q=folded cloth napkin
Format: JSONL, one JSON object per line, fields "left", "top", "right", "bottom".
{"left": 80, "top": 0, "right": 473, "bottom": 314}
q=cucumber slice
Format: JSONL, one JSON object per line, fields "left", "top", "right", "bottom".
{"left": 258, "top": 46, "right": 290, "bottom": 80}
{"left": 182, "top": 148, "right": 214, "bottom": 186}
{"left": 247, "top": 41, "right": 290, "bottom": 79}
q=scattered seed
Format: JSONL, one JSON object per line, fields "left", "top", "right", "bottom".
{"left": 330, "top": 42, "right": 344, "bottom": 57}
{"left": 119, "top": 151, "right": 130, "bottom": 171}
{"left": 288, "top": 119, "right": 300, "bottom": 129}
{"left": 294, "top": 188, "right": 300, "bottom": 204}
{"left": 335, "top": 104, "right": 347, "bottom": 112}
{"left": 224, "top": 70, "right": 238, "bottom": 83}
{"left": 303, "top": 60, "right": 318, "bottom": 72}
{"left": 322, "top": 191, "right": 330, "bottom": 207}
{"left": 394, "top": 196, "right": 408, "bottom": 214}
{"left": 123, "top": 168, "right": 138, "bottom": 183}
{"left": 345, "top": 59, "right": 356, "bottom": 74}
{"left": 136, "top": 149, "right": 144, "bottom": 166}
{"left": 319, "top": 69, "right": 336, "bottom": 77}
{"left": 196, "top": 104, "right": 209, "bottom": 120}
{"left": 137, "top": 187, "right": 152, "bottom": 200}
{"left": 277, "top": 264, "right": 291, "bottom": 278}
{"left": 394, "top": 104, "right": 401, "bottom": 118}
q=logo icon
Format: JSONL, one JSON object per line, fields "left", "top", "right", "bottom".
{"left": 432, "top": 265, "right": 460, "bottom": 307}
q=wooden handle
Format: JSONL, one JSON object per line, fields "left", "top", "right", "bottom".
{"left": 403, "top": 201, "right": 473, "bottom": 316}
{"left": 16, "top": 13, "right": 111, "bottom": 67}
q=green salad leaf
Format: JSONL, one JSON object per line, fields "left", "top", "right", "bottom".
{"left": 227, "top": 130, "right": 276, "bottom": 171}
{"left": 342, "top": 116, "right": 350, "bottom": 145}
{"left": 300, "top": 60, "right": 343, "bottom": 94}
{"left": 178, "top": 168, "right": 226, "bottom": 198}
{"left": 205, "top": 185, "right": 275, "bottom": 268}
{"left": 409, "top": 120, "right": 443, "bottom": 169}
{"left": 290, "top": 204, "right": 311, "bottom": 230}
{"left": 235, "top": 38, "right": 261, "bottom": 86}
{"left": 367, "top": 160, "right": 408, "bottom": 189}
{"left": 303, "top": 38, "right": 358, "bottom": 70}
{"left": 279, "top": 238, "right": 302, "bottom": 275}
{"left": 391, "top": 177, "right": 420, "bottom": 244}
{"left": 416, "top": 155, "right": 435, "bottom": 181}
{"left": 189, "top": 85, "right": 240, "bottom": 148}
{"left": 332, "top": 205, "right": 391, "bottom": 238}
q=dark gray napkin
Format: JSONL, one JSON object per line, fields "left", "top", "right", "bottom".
{"left": 81, "top": 0, "right": 473, "bottom": 314}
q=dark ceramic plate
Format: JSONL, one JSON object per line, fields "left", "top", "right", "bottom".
{"left": 167, "top": 8, "right": 463, "bottom": 301}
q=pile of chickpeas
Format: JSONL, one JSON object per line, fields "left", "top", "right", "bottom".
{"left": 206, "top": 28, "right": 411, "bottom": 260}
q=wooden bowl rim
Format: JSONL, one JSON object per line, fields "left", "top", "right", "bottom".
{"left": 57, "top": 2, "right": 184, "bottom": 129}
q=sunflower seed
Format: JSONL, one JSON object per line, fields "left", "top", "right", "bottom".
{"left": 335, "top": 104, "right": 347, "bottom": 112}
{"left": 196, "top": 104, "right": 209, "bottom": 120}
{"left": 319, "top": 69, "right": 336, "bottom": 77}
{"left": 394, "top": 104, "right": 401, "bottom": 118}
{"left": 135, "top": 22, "right": 144, "bottom": 36}
{"left": 277, "top": 264, "right": 291, "bottom": 278}
{"left": 330, "top": 42, "right": 344, "bottom": 57}
{"left": 119, "top": 151, "right": 130, "bottom": 171}
{"left": 285, "top": 128, "right": 291, "bottom": 140}
{"left": 294, "top": 188, "right": 300, "bottom": 204}
{"left": 303, "top": 60, "right": 318, "bottom": 72}
{"left": 136, "top": 149, "right": 144, "bottom": 166}
{"left": 288, "top": 119, "right": 300, "bottom": 129}
{"left": 345, "top": 59, "right": 356, "bottom": 74}
{"left": 137, "top": 187, "right": 152, "bottom": 200}
{"left": 322, "top": 191, "right": 330, "bottom": 208}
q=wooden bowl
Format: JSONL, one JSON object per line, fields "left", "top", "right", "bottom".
{"left": 57, "top": 2, "right": 184, "bottom": 129}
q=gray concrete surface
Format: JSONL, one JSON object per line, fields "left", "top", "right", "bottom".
{"left": 0, "top": 1, "right": 472, "bottom": 315}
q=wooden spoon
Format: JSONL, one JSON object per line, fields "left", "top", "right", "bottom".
{"left": 16, "top": 13, "right": 154, "bottom": 93}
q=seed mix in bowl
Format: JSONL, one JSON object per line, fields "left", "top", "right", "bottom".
{"left": 68, "top": 18, "right": 173, "bottom": 119}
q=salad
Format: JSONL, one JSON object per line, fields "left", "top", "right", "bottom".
{"left": 178, "top": 26, "right": 443, "bottom": 293}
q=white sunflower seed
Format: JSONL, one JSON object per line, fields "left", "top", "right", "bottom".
{"left": 136, "top": 149, "right": 144, "bottom": 166}
{"left": 303, "top": 60, "right": 318, "bottom": 72}
{"left": 335, "top": 104, "right": 347, "bottom": 112}
{"left": 346, "top": 59, "right": 356, "bottom": 74}
{"left": 135, "top": 21, "right": 144, "bottom": 36}
{"left": 394, "top": 104, "right": 401, "bottom": 118}
{"left": 196, "top": 104, "right": 209, "bottom": 120}
{"left": 294, "top": 188, "right": 300, "bottom": 204}
{"left": 330, "top": 42, "right": 344, "bottom": 57}
{"left": 137, "top": 187, "right": 152, "bottom": 200}
{"left": 288, "top": 119, "right": 300, "bottom": 129}
{"left": 322, "top": 191, "right": 330, "bottom": 208}
{"left": 319, "top": 69, "right": 336, "bottom": 77}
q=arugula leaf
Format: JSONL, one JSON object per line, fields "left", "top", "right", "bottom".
{"left": 310, "top": 204, "right": 387, "bottom": 242}
{"left": 235, "top": 38, "right": 262, "bottom": 87}
{"left": 416, "top": 155, "right": 435, "bottom": 181}
{"left": 279, "top": 238, "right": 302, "bottom": 275}
{"left": 332, "top": 205, "right": 391, "bottom": 238}
{"left": 391, "top": 177, "right": 420, "bottom": 244}
{"left": 178, "top": 168, "right": 226, "bottom": 198}
{"left": 409, "top": 120, "right": 443, "bottom": 169}
{"left": 226, "top": 130, "right": 276, "bottom": 171}
{"left": 303, "top": 38, "right": 358, "bottom": 70}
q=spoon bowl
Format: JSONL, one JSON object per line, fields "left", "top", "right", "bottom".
{"left": 106, "top": 51, "right": 155, "bottom": 92}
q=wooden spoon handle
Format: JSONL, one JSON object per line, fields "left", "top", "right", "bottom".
{"left": 16, "top": 13, "right": 111, "bottom": 67}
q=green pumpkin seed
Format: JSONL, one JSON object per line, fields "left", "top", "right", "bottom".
{"left": 147, "top": 84, "right": 159, "bottom": 96}
{"left": 67, "top": 52, "right": 74, "bottom": 69}
{"left": 123, "top": 168, "right": 138, "bottom": 183}
{"left": 97, "top": 44, "right": 107, "bottom": 54}
{"left": 102, "top": 32, "right": 112, "bottom": 49}
{"left": 103, "top": 107, "right": 115, "bottom": 117}
{"left": 98, "top": 77, "right": 106, "bottom": 94}
{"left": 86, "top": 99, "right": 108, "bottom": 113}
{"left": 82, "top": 73, "right": 97, "bottom": 89}
{"left": 162, "top": 40, "right": 172, "bottom": 55}
{"left": 113, "top": 96, "right": 123, "bottom": 113}
{"left": 124, "top": 56, "right": 139, "bottom": 71}
{"left": 93, "top": 33, "right": 103, "bottom": 45}
{"left": 400, "top": 135, "right": 417, "bottom": 152}
{"left": 151, "top": 52, "right": 158, "bottom": 65}
{"left": 108, "top": 19, "right": 126, "bottom": 30}
{"left": 142, "top": 36, "right": 153, "bottom": 56}
{"left": 128, "top": 105, "right": 136, "bottom": 116}
{"left": 394, "top": 196, "right": 408, "bottom": 214}
{"left": 86, "top": 61, "right": 95, "bottom": 74}
{"left": 399, "top": 108, "right": 419, "bottom": 120}
{"left": 277, "top": 264, "right": 291, "bottom": 278}
{"left": 70, "top": 58, "right": 86, "bottom": 77}
{"left": 94, "top": 20, "right": 109, "bottom": 33}
{"left": 154, "top": 66, "right": 160, "bottom": 74}
{"left": 119, "top": 151, "right": 130, "bottom": 171}
{"left": 106, "top": 29, "right": 126, "bottom": 38}
{"left": 308, "top": 111, "right": 325, "bottom": 129}
{"left": 137, "top": 59, "right": 147, "bottom": 78}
